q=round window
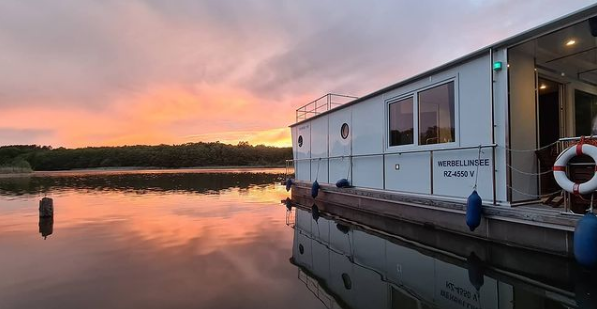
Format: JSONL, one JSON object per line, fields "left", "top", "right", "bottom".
{"left": 298, "top": 135, "right": 303, "bottom": 147}
{"left": 341, "top": 123, "right": 349, "bottom": 139}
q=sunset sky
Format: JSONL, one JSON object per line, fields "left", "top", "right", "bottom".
{"left": 0, "top": 0, "right": 594, "bottom": 148}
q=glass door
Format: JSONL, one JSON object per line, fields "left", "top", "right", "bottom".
{"left": 537, "top": 78, "right": 562, "bottom": 198}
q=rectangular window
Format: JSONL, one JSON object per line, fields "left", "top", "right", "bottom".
{"left": 389, "top": 97, "right": 414, "bottom": 146}
{"left": 575, "top": 89, "right": 597, "bottom": 136}
{"left": 418, "top": 82, "right": 455, "bottom": 145}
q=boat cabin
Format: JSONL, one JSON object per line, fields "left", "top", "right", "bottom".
{"left": 289, "top": 4, "right": 597, "bottom": 210}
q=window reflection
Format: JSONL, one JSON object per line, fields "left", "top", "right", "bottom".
{"left": 389, "top": 97, "right": 414, "bottom": 146}
{"left": 418, "top": 82, "right": 455, "bottom": 145}
{"left": 575, "top": 90, "right": 597, "bottom": 135}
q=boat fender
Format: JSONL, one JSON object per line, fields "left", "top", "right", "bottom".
{"left": 284, "top": 198, "right": 292, "bottom": 210}
{"left": 336, "top": 223, "right": 350, "bottom": 234}
{"left": 285, "top": 178, "right": 293, "bottom": 192}
{"left": 341, "top": 273, "right": 352, "bottom": 290}
{"left": 466, "top": 190, "right": 482, "bottom": 232}
{"left": 335, "top": 178, "right": 350, "bottom": 188}
{"left": 574, "top": 266, "right": 597, "bottom": 307}
{"left": 311, "top": 204, "right": 320, "bottom": 222}
{"left": 311, "top": 180, "right": 320, "bottom": 198}
{"left": 466, "top": 252, "right": 485, "bottom": 291}
{"left": 554, "top": 141, "right": 597, "bottom": 195}
{"left": 574, "top": 213, "right": 597, "bottom": 268}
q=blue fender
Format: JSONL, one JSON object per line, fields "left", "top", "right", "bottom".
{"left": 336, "top": 178, "right": 350, "bottom": 188}
{"left": 285, "top": 178, "right": 293, "bottom": 192}
{"left": 574, "top": 213, "right": 597, "bottom": 268}
{"left": 311, "top": 180, "right": 320, "bottom": 198}
{"left": 336, "top": 223, "right": 350, "bottom": 234}
{"left": 574, "top": 266, "right": 597, "bottom": 307}
{"left": 467, "top": 252, "right": 485, "bottom": 291}
{"left": 466, "top": 190, "right": 483, "bottom": 232}
{"left": 311, "top": 204, "right": 320, "bottom": 221}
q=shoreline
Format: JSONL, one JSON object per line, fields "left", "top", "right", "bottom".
{"left": 0, "top": 165, "right": 292, "bottom": 178}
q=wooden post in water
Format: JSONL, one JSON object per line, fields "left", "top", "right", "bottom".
{"left": 39, "top": 197, "right": 54, "bottom": 218}
{"left": 39, "top": 217, "right": 53, "bottom": 240}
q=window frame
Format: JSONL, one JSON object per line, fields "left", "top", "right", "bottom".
{"left": 570, "top": 81, "right": 597, "bottom": 137}
{"left": 387, "top": 95, "right": 415, "bottom": 147}
{"left": 386, "top": 77, "right": 458, "bottom": 152}
{"left": 340, "top": 123, "right": 350, "bottom": 139}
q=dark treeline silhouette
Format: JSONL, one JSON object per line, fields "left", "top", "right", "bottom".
{"left": 0, "top": 142, "right": 292, "bottom": 171}
{"left": 0, "top": 171, "right": 282, "bottom": 196}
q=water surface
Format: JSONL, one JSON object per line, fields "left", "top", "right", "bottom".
{"left": 0, "top": 169, "right": 595, "bottom": 309}
{"left": 0, "top": 169, "right": 325, "bottom": 309}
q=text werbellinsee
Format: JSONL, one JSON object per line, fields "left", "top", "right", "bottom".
{"left": 437, "top": 159, "right": 490, "bottom": 167}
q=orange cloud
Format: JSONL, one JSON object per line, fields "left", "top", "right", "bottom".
{"left": 0, "top": 83, "right": 304, "bottom": 147}
{"left": 185, "top": 128, "right": 291, "bottom": 147}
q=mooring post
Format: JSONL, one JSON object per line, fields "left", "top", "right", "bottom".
{"left": 39, "top": 217, "right": 54, "bottom": 239}
{"left": 39, "top": 197, "right": 54, "bottom": 218}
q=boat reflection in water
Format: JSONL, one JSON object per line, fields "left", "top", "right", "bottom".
{"left": 289, "top": 206, "right": 596, "bottom": 309}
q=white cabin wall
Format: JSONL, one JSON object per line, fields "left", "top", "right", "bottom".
{"left": 458, "top": 55, "right": 492, "bottom": 147}
{"left": 353, "top": 156, "right": 384, "bottom": 189}
{"left": 291, "top": 53, "right": 504, "bottom": 202}
{"left": 310, "top": 116, "right": 329, "bottom": 183}
{"left": 352, "top": 99, "right": 385, "bottom": 189}
{"left": 329, "top": 108, "right": 352, "bottom": 184}
{"left": 508, "top": 43, "right": 538, "bottom": 201}
{"left": 352, "top": 99, "right": 384, "bottom": 155}
{"left": 381, "top": 54, "right": 495, "bottom": 200}
{"left": 296, "top": 122, "right": 311, "bottom": 182}
{"left": 431, "top": 55, "right": 495, "bottom": 199}
{"left": 385, "top": 152, "right": 431, "bottom": 194}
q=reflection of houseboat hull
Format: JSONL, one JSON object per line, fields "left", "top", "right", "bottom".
{"left": 290, "top": 202, "right": 576, "bottom": 288}
{"left": 292, "top": 183, "right": 577, "bottom": 256}
{"left": 290, "top": 207, "right": 590, "bottom": 309}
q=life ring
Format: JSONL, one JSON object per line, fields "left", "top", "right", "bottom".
{"left": 553, "top": 143, "right": 597, "bottom": 195}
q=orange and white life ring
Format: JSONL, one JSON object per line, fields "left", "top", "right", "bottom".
{"left": 553, "top": 143, "right": 597, "bottom": 195}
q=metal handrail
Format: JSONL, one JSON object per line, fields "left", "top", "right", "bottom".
{"left": 296, "top": 93, "right": 358, "bottom": 122}
{"left": 287, "top": 144, "right": 497, "bottom": 163}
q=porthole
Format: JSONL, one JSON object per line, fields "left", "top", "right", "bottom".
{"left": 341, "top": 123, "right": 349, "bottom": 139}
{"left": 298, "top": 135, "right": 303, "bottom": 147}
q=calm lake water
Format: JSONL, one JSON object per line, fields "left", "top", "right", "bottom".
{"left": 0, "top": 169, "right": 594, "bottom": 309}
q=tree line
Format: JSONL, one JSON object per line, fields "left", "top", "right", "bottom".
{"left": 0, "top": 142, "right": 292, "bottom": 171}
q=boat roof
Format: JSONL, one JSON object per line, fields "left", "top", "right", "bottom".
{"left": 291, "top": 3, "right": 597, "bottom": 127}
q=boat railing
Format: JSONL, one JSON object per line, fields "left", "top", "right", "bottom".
{"left": 536, "top": 136, "right": 597, "bottom": 170}
{"left": 557, "top": 136, "right": 597, "bottom": 152}
{"left": 286, "top": 144, "right": 497, "bottom": 163}
{"left": 285, "top": 159, "right": 295, "bottom": 177}
{"left": 296, "top": 93, "right": 358, "bottom": 122}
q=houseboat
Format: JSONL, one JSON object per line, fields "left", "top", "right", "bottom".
{"left": 288, "top": 4, "right": 597, "bottom": 259}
